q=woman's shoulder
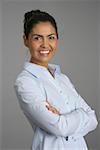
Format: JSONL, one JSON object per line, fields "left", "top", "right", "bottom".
{"left": 60, "top": 73, "right": 71, "bottom": 82}
{"left": 59, "top": 73, "right": 75, "bottom": 89}
{"left": 16, "top": 69, "right": 33, "bottom": 80}
{"left": 14, "top": 69, "right": 38, "bottom": 88}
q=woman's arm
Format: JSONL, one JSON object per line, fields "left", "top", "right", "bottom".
{"left": 74, "top": 95, "right": 98, "bottom": 136}
{"left": 62, "top": 74, "right": 98, "bottom": 137}
{"left": 14, "top": 76, "right": 82, "bottom": 137}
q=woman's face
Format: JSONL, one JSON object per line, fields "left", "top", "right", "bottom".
{"left": 24, "top": 21, "right": 58, "bottom": 68}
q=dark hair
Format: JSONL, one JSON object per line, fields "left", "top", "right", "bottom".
{"left": 23, "top": 10, "right": 58, "bottom": 39}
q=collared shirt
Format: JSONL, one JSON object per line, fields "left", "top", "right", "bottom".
{"left": 14, "top": 62, "right": 98, "bottom": 150}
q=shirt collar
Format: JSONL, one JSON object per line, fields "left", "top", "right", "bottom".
{"left": 23, "top": 61, "right": 61, "bottom": 78}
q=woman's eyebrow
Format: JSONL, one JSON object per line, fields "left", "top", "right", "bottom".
{"left": 32, "top": 34, "right": 42, "bottom": 37}
{"left": 32, "top": 33, "right": 56, "bottom": 37}
{"left": 47, "top": 33, "right": 56, "bottom": 37}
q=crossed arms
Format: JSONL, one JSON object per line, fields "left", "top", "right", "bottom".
{"left": 14, "top": 76, "right": 98, "bottom": 138}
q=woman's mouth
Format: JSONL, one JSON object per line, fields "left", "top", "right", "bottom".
{"left": 39, "top": 50, "right": 50, "bottom": 55}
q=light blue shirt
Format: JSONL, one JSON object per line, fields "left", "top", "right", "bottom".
{"left": 14, "top": 62, "right": 98, "bottom": 150}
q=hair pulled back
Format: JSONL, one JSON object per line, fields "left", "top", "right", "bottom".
{"left": 24, "top": 10, "right": 58, "bottom": 39}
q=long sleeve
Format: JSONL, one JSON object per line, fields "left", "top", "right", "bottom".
{"left": 74, "top": 95, "right": 98, "bottom": 136}
{"left": 62, "top": 74, "right": 98, "bottom": 137}
{"left": 14, "top": 76, "right": 83, "bottom": 138}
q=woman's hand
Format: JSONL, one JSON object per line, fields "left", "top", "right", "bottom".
{"left": 46, "top": 102, "right": 60, "bottom": 115}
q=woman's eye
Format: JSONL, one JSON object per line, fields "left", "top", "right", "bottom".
{"left": 49, "top": 36, "right": 55, "bottom": 40}
{"left": 32, "top": 36, "right": 41, "bottom": 41}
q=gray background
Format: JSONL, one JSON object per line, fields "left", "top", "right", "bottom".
{"left": 0, "top": 0, "right": 2, "bottom": 149}
{"left": 1, "top": 0, "right": 100, "bottom": 150}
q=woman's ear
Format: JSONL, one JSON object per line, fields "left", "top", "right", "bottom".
{"left": 23, "top": 35, "right": 29, "bottom": 47}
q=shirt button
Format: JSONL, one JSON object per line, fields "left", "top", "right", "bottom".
{"left": 59, "top": 90, "right": 62, "bottom": 93}
{"left": 66, "top": 136, "right": 68, "bottom": 141}
{"left": 66, "top": 102, "right": 69, "bottom": 104}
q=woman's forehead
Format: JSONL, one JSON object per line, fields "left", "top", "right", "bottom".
{"left": 31, "top": 22, "right": 56, "bottom": 33}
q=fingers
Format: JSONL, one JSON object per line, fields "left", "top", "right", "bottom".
{"left": 46, "top": 104, "right": 60, "bottom": 115}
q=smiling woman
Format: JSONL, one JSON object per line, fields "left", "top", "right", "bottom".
{"left": 14, "top": 10, "right": 98, "bottom": 150}
{"left": 23, "top": 21, "right": 58, "bottom": 68}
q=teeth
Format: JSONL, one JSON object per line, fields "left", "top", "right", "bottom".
{"left": 40, "top": 50, "right": 50, "bottom": 54}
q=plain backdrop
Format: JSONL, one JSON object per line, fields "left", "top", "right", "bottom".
{"left": 1, "top": 0, "right": 100, "bottom": 150}
{"left": 0, "top": 0, "right": 2, "bottom": 149}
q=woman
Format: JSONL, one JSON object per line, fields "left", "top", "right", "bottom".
{"left": 14, "top": 10, "right": 98, "bottom": 150}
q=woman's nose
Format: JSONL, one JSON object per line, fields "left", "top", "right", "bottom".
{"left": 41, "top": 38, "right": 49, "bottom": 48}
